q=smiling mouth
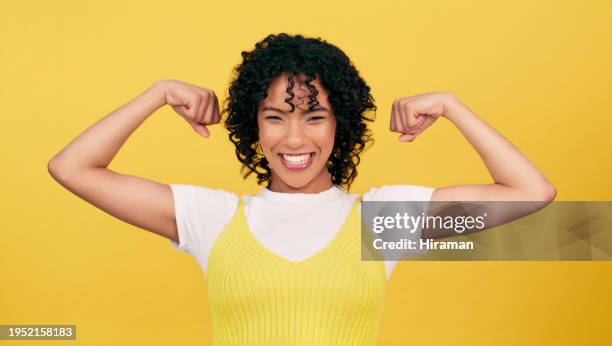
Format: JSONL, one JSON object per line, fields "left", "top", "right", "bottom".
{"left": 278, "top": 152, "right": 315, "bottom": 170}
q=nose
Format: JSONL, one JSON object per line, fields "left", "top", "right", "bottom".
{"left": 285, "top": 118, "right": 306, "bottom": 149}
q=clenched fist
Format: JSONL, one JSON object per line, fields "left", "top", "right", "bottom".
{"left": 390, "top": 92, "right": 457, "bottom": 142}
{"left": 156, "top": 80, "right": 221, "bottom": 138}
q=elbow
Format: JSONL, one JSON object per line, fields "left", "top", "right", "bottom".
{"left": 532, "top": 180, "right": 557, "bottom": 202}
{"left": 534, "top": 182, "right": 556, "bottom": 213}
{"left": 47, "top": 156, "right": 71, "bottom": 185}
{"left": 47, "top": 156, "right": 62, "bottom": 182}
{"left": 513, "top": 180, "right": 556, "bottom": 203}
{"left": 542, "top": 181, "right": 557, "bottom": 202}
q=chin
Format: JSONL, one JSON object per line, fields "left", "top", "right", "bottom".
{"left": 279, "top": 176, "right": 314, "bottom": 189}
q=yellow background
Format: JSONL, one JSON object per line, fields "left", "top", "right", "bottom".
{"left": 1, "top": 0, "right": 611, "bottom": 345}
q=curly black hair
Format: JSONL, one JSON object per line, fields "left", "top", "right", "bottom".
{"left": 222, "top": 33, "right": 376, "bottom": 191}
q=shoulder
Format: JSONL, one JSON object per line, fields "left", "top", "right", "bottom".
{"left": 169, "top": 184, "right": 240, "bottom": 221}
{"left": 170, "top": 184, "right": 239, "bottom": 204}
{"left": 362, "top": 184, "right": 436, "bottom": 201}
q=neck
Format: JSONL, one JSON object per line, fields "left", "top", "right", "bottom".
{"left": 268, "top": 170, "right": 334, "bottom": 194}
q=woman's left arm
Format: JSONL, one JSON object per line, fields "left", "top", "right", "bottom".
{"left": 390, "top": 92, "right": 556, "bottom": 234}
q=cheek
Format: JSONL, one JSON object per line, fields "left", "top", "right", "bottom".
{"left": 314, "top": 124, "right": 336, "bottom": 152}
{"left": 257, "top": 124, "right": 278, "bottom": 150}
{"left": 324, "top": 122, "right": 337, "bottom": 147}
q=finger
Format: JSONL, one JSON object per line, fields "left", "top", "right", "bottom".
{"left": 393, "top": 103, "right": 405, "bottom": 133}
{"left": 194, "top": 95, "right": 207, "bottom": 123}
{"left": 407, "top": 110, "right": 423, "bottom": 128}
{"left": 399, "top": 133, "right": 417, "bottom": 142}
{"left": 390, "top": 102, "right": 397, "bottom": 132}
{"left": 181, "top": 99, "right": 196, "bottom": 121}
{"left": 393, "top": 111, "right": 402, "bottom": 133}
{"left": 419, "top": 117, "right": 436, "bottom": 133}
{"left": 398, "top": 102, "right": 409, "bottom": 133}
{"left": 181, "top": 95, "right": 199, "bottom": 120}
{"left": 211, "top": 105, "right": 221, "bottom": 124}
{"left": 210, "top": 93, "right": 221, "bottom": 124}
{"left": 193, "top": 123, "right": 210, "bottom": 138}
{"left": 184, "top": 116, "right": 209, "bottom": 138}
{"left": 202, "top": 94, "right": 215, "bottom": 125}
{"left": 187, "top": 117, "right": 210, "bottom": 138}
{"left": 173, "top": 105, "right": 190, "bottom": 118}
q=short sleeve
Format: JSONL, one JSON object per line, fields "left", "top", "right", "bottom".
{"left": 362, "top": 184, "right": 435, "bottom": 202}
{"left": 363, "top": 185, "right": 436, "bottom": 258}
{"left": 170, "top": 184, "right": 239, "bottom": 255}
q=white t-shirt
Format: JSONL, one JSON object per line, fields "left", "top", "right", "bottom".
{"left": 170, "top": 184, "right": 435, "bottom": 281}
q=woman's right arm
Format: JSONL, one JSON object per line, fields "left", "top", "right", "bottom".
{"left": 47, "top": 80, "right": 220, "bottom": 242}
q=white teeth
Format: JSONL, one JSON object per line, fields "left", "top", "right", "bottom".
{"left": 282, "top": 153, "right": 312, "bottom": 164}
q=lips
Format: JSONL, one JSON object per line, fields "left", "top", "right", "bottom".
{"left": 279, "top": 152, "right": 315, "bottom": 171}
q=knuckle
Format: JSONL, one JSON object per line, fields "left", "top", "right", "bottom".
{"left": 191, "top": 103, "right": 201, "bottom": 116}
{"left": 201, "top": 93, "right": 211, "bottom": 104}
{"left": 202, "top": 88, "right": 213, "bottom": 98}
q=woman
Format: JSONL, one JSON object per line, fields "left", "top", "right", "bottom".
{"left": 48, "top": 33, "right": 556, "bottom": 345}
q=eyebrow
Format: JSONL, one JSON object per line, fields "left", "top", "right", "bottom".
{"left": 260, "top": 105, "right": 329, "bottom": 114}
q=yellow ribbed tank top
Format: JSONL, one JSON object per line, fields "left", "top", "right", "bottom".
{"left": 206, "top": 196, "right": 387, "bottom": 345}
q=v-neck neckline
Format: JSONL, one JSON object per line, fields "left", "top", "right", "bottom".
{"left": 237, "top": 197, "right": 361, "bottom": 266}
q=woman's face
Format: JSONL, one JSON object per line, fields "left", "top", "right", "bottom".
{"left": 257, "top": 73, "right": 337, "bottom": 193}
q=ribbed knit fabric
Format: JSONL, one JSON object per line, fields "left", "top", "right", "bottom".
{"left": 206, "top": 196, "right": 387, "bottom": 346}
